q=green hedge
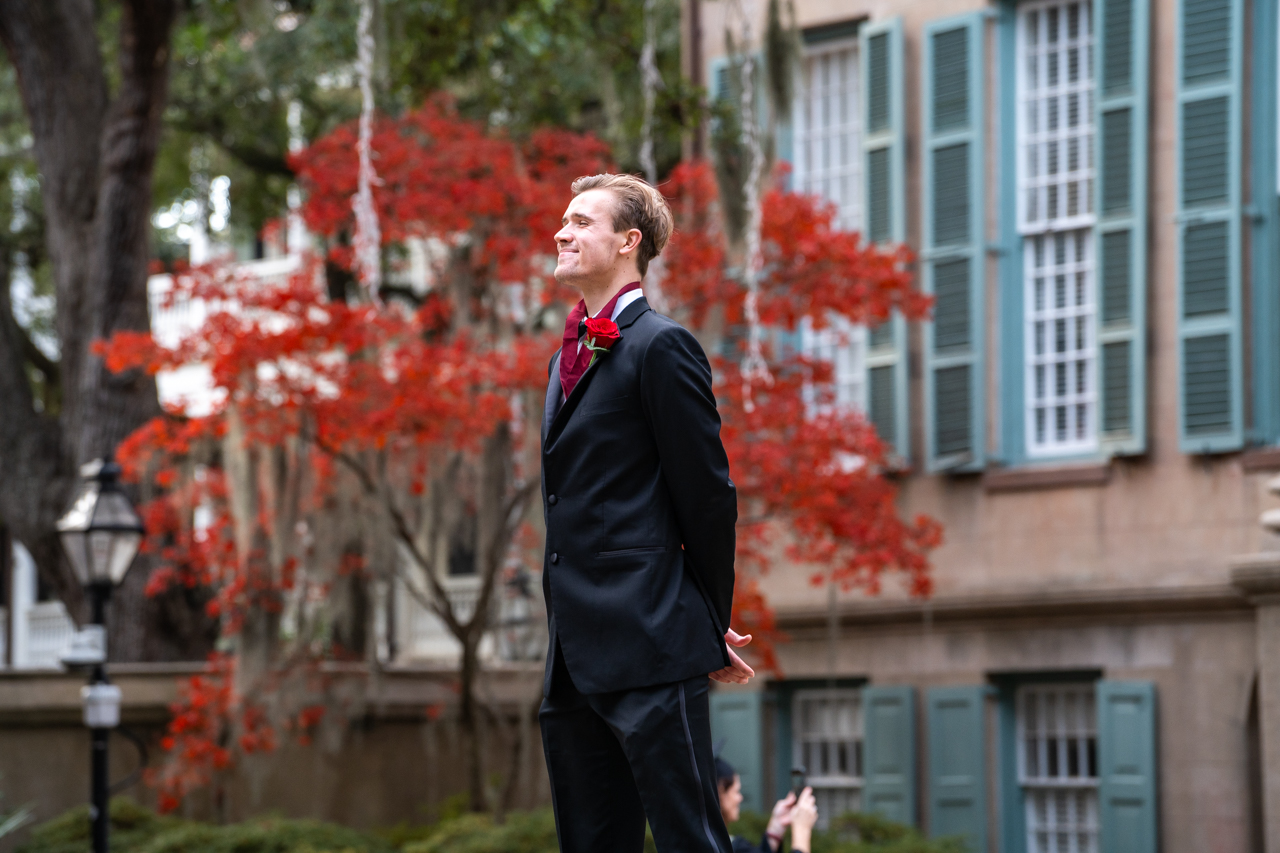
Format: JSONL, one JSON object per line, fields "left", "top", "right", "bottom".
{"left": 16, "top": 799, "right": 963, "bottom": 853}
{"left": 15, "top": 799, "right": 394, "bottom": 853}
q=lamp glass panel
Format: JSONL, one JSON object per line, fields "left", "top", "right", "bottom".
{"left": 87, "top": 530, "right": 115, "bottom": 584}
{"left": 60, "top": 531, "right": 92, "bottom": 586}
{"left": 90, "top": 490, "right": 144, "bottom": 531}
{"left": 57, "top": 482, "right": 100, "bottom": 533}
{"left": 107, "top": 531, "right": 142, "bottom": 584}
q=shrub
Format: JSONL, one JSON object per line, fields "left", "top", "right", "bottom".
{"left": 402, "top": 811, "right": 557, "bottom": 853}
{"left": 15, "top": 798, "right": 393, "bottom": 853}
{"left": 16, "top": 797, "right": 187, "bottom": 853}
{"left": 17, "top": 799, "right": 965, "bottom": 853}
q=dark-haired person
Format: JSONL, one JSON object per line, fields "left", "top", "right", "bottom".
{"left": 538, "top": 173, "right": 752, "bottom": 853}
{"left": 715, "top": 756, "right": 818, "bottom": 853}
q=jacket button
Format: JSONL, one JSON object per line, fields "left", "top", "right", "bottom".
{"left": 548, "top": 494, "right": 558, "bottom": 505}
{"left": 550, "top": 552, "right": 559, "bottom": 564}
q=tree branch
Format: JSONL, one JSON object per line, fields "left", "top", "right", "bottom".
{"left": 16, "top": 322, "right": 59, "bottom": 387}
{"left": 468, "top": 476, "right": 537, "bottom": 637}
{"left": 169, "top": 115, "right": 294, "bottom": 178}
{"left": 306, "top": 430, "right": 463, "bottom": 635}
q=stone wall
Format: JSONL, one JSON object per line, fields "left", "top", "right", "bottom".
{"left": 751, "top": 589, "right": 1264, "bottom": 853}
{"left": 0, "top": 663, "right": 551, "bottom": 852}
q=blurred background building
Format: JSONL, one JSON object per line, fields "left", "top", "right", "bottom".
{"left": 695, "top": 1, "right": 1279, "bottom": 852}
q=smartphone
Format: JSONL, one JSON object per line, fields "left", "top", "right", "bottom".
{"left": 790, "top": 765, "right": 807, "bottom": 798}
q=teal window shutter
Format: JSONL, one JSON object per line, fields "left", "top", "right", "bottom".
{"left": 926, "top": 685, "right": 988, "bottom": 849}
{"left": 861, "top": 17, "right": 910, "bottom": 464}
{"left": 1097, "top": 681, "right": 1158, "bottom": 853}
{"left": 709, "top": 56, "right": 731, "bottom": 103}
{"left": 994, "top": 684, "right": 1027, "bottom": 853}
{"left": 861, "top": 685, "right": 917, "bottom": 826}
{"left": 709, "top": 690, "right": 765, "bottom": 813}
{"left": 1096, "top": 0, "right": 1150, "bottom": 455}
{"left": 1176, "top": 0, "right": 1244, "bottom": 453}
{"left": 1250, "top": 0, "right": 1280, "bottom": 444}
{"left": 922, "top": 14, "right": 986, "bottom": 472}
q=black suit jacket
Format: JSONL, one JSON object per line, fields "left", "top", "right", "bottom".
{"left": 541, "top": 296, "right": 737, "bottom": 695}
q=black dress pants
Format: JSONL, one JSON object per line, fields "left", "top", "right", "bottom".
{"left": 540, "top": 642, "right": 732, "bottom": 853}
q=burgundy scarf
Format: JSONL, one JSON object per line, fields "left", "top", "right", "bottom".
{"left": 559, "top": 281, "right": 642, "bottom": 400}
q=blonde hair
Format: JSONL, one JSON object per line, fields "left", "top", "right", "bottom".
{"left": 570, "top": 173, "right": 674, "bottom": 277}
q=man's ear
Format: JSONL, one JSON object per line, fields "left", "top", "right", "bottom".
{"left": 618, "top": 228, "right": 643, "bottom": 257}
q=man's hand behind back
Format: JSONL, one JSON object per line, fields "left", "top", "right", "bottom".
{"left": 709, "top": 628, "right": 755, "bottom": 684}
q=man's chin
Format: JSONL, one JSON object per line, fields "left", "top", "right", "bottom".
{"left": 553, "top": 264, "right": 582, "bottom": 286}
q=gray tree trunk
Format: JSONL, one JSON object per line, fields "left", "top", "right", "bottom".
{"left": 0, "top": 0, "right": 214, "bottom": 660}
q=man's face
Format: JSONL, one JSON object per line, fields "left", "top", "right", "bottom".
{"left": 553, "top": 189, "right": 630, "bottom": 286}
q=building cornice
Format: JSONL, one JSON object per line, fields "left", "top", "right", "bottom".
{"left": 1229, "top": 552, "right": 1280, "bottom": 603}
{"left": 774, "top": 583, "right": 1252, "bottom": 631}
{"left": 0, "top": 661, "right": 544, "bottom": 725}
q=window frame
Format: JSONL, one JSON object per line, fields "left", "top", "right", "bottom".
{"left": 791, "top": 34, "right": 864, "bottom": 233}
{"left": 1015, "top": 0, "right": 1102, "bottom": 460}
{"left": 790, "top": 687, "right": 865, "bottom": 828}
{"left": 799, "top": 315, "right": 869, "bottom": 418}
{"left": 791, "top": 34, "right": 875, "bottom": 431}
{"left": 1016, "top": 682, "right": 1101, "bottom": 853}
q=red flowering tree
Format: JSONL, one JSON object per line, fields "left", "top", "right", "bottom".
{"left": 101, "top": 97, "right": 939, "bottom": 814}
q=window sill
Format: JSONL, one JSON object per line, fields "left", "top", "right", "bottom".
{"left": 1241, "top": 446, "right": 1280, "bottom": 472}
{"left": 982, "top": 462, "right": 1110, "bottom": 493}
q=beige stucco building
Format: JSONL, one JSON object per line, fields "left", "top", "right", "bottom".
{"left": 690, "top": 1, "right": 1280, "bottom": 852}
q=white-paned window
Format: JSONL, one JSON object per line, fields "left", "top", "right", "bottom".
{"left": 800, "top": 316, "right": 867, "bottom": 416}
{"left": 793, "top": 38, "right": 862, "bottom": 232}
{"left": 1026, "top": 232, "right": 1096, "bottom": 451}
{"left": 792, "top": 689, "right": 863, "bottom": 829}
{"left": 1018, "top": 0, "right": 1098, "bottom": 456}
{"left": 1018, "top": 684, "right": 1100, "bottom": 853}
{"left": 793, "top": 37, "right": 868, "bottom": 418}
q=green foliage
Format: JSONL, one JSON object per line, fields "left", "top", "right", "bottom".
{"left": 15, "top": 800, "right": 964, "bottom": 853}
{"left": 708, "top": 0, "right": 798, "bottom": 248}
{"left": 763, "top": 0, "right": 801, "bottom": 124}
{"left": 16, "top": 797, "right": 188, "bottom": 853}
{"left": 132, "top": 818, "right": 394, "bottom": 853}
{"left": 15, "top": 798, "right": 393, "bottom": 853}
{"left": 155, "top": 0, "right": 695, "bottom": 247}
{"left": 402, "top": 811, "right": 555, "bottom": 853}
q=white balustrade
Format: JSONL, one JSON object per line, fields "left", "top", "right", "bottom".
{"left": 396, "top": 568, "right": 545, "bottom": 665}
{"left": 23, "top": 601, "right": 75, "bottom": 670}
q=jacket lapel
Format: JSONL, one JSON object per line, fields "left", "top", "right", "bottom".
{"left": 543, "top": 297, "right": 651, "bottom": 451}
{"left": 542, "top": 350, "right": 563, "bottom": 447}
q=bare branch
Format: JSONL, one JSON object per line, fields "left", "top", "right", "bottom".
{"left": 306, "top": 431, "right": 464, "bottom": 635}
{"left": 467, "top": 477, "right": 539, "bottom": 636}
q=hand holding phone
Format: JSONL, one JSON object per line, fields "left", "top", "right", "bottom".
{"left": 790, "top": 765, "right": 807, "bottom": 798}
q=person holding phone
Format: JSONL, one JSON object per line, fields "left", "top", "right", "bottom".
{"left": 715, "top": 757, "right": 819, "bottom": 853}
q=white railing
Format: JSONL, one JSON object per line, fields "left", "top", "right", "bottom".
{"left": 396, "top": 568, "right": 545, "bottom": 664}
{"left": 23, "top": 601, "right": 75, "bottom": 669}
{"left": 401, "top": 580, "right": 488, "bottom": 661}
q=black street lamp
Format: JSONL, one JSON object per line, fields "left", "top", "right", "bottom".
{"left": 56, "top": 458, "right": 144, "bottom": 853}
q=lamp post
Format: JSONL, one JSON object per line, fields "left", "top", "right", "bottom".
{"left": 56, "top": 458, "right": 144, "bottom": 853}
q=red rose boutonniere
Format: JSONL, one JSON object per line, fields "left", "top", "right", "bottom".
{"left": 583, "top": 317, "right": 622, "bottom": 366}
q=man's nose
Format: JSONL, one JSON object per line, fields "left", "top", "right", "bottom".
{"left": 554, "top": 226, "right": 572, "bottom": 246}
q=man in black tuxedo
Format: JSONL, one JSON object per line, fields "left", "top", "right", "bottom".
{"left": 540, "top": 173, "right": 754, "bottom": 852}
